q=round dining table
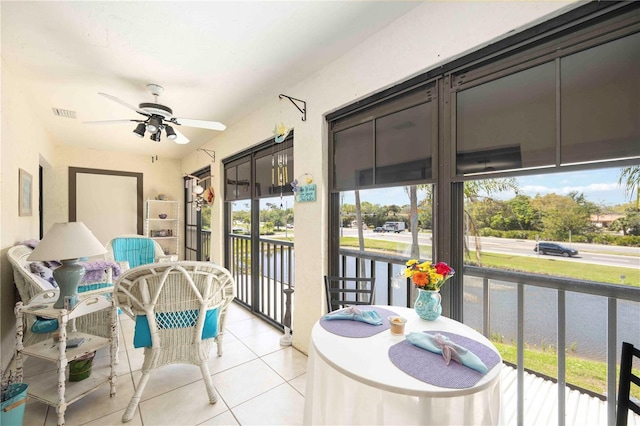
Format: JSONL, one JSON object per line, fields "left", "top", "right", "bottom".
{"left": 303, "top": 306, "right": 503, "bottom": 425}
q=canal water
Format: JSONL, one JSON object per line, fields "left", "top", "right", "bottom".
{"left": 461, "top": 278, "right": 640, "bottom": 362}
{"left": 347, "top": 257, "right": 638, "bottom": 362}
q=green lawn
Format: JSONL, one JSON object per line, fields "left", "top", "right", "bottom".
{"left": 494, "top": 341, "right": 640, "bottom": 400}
{"left": 338, "top": 236, "right": 640, "bottom": 286}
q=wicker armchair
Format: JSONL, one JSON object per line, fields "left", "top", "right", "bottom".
{"left": 7, "top": 244, "right": 116, "bottom": 347}
{"left": 105, "top": 234, "right": 176, "bottom": 271}
{"left": 114, "top": 261, "right": 235, "bottom": 422}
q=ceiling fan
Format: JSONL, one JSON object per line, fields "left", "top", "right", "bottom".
{"left": 84, "top": 84, "right": 226, "bottom": 144}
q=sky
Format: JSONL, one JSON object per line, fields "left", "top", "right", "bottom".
{"left": 341, "top": 166, "right": 633, "bottom": 208}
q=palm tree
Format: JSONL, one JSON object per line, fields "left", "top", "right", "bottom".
{"left": 464, "top": 179, "right": 518, "bottom": 264}
{"left": 408, "top": 186, "right": 420, "bottom": 259}
{"left": 355, "top": 190, "right": 366, "bottom": 276}
{"left": 618, "top": 166, "right": 640, "bottom": 210}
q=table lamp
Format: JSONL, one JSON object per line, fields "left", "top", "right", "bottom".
{"left": 28, "top": 222, "right": 107, "bottom": 309}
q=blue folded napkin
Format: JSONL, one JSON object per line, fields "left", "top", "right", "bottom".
{"left": 406, "top": 332, "right": 488, "bottom": 374}
{"left": 323, "top": 306, "right": 383, "bottom": 325}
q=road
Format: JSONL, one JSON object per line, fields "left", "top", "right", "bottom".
{"left": 339, "top": 228, "right": 640, "bottom": 271}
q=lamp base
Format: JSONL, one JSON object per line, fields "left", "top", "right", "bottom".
{"left": 52, "top": 259, "right": 85, "bottom": 309}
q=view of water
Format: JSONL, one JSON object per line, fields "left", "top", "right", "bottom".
{"left": 462, "top": 278, "right": 640, "bottom": 362}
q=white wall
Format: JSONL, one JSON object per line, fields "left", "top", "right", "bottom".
{"left": 1, "top": 61, "right": 57, "bottom": 371}
{"left": 182, "top": 1, "right": 577, "bottom": 354}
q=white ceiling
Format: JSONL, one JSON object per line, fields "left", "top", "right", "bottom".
{"left": 1, "top": 1, "right": 420, "bottom": 159}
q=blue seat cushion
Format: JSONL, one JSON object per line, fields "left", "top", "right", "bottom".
{"left": 78, "top": 282, "right": 114, "bottom": 293}
{"left": 133, "top": 307, "right": 219, "bottom": 348}
{"left": 30, "top": 283, "right": 117, "bottom": 333}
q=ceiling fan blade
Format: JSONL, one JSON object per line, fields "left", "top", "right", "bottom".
{"left": 173, "top": 127, "right": 190, "bottom": 145}
{"left": 173, "top": 117, "right": 226, "bottom": 131}
{"left": 83, "top": 119, "right": 138, "bottom": 125}
{"left": 98, "top": 92, "right": 149, "bottom": 116}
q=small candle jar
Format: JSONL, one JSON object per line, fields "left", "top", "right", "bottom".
{"left": 388, "top": 316, "right": 407, "bottom": 335}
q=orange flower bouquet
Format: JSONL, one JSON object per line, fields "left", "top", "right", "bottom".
{"left": 404, "top": 260, "right": 455, "bottom": 291}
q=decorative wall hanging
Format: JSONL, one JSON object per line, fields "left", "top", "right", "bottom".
{"left": 18, "top": 168, "right": 32, "bottom": 216}
{"left": 271, "top": 152, "right": 289, "bottom": 188}
{"left": 185, "top": 148, "right": 216, "bottom": 211}
{"left": 292, "top": 173, "right": 316, "bottom": 203}
{"left": 273, "top": 122, "right": 291, "bottom": 143}
{"left": 186, "top": 174, "right": 214, "bottom": 211}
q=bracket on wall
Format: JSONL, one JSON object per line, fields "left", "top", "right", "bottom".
{"left": 196, "top": 148, "right": 215, "bottom": 162}
{"left": 279, "top": 94, "right": 307, "bottom": 122}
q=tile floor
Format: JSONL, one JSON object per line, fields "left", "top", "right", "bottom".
{"left": 21, "top": 302, "right": 308, "bottom": 425}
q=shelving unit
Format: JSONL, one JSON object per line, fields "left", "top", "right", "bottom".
{"left": 15, "top": 294, "right": 117, "bottom": 426}
{"left": 144, "top": 199, "right": 179, "bottom": 257}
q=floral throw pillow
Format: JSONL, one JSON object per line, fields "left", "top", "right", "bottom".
{"left": 28, "top": 262, "right": 57, "bottom": 288}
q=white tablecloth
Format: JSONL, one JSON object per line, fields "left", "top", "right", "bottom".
{"left": 303, "top": 306, "right": 502, "bottom": 425}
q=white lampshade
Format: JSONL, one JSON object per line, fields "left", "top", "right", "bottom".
{"left": 28, "top": 222, "right": 106, "bottom": 261}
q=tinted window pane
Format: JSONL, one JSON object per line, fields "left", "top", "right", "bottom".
{"left": 225, "top": 166, "right": 236, "bottom": 201}
{"left": 236, "top": 161, "right": 251, "bottom": 200}
{"left": 254, "top": 146, "right": 294, "bottom": 198}
{"left": 254, "top": 154, "right": 272, "bottom": 197}
{"left": 376, "top": 102, "right": 432, "bottom": 184}
{"left": 333, "top": 122, "right": 374, "bottom": 190}
{"left": 456, "top": 62, "right": 556, "bottom": 174}
{"left": 561, "top": 32, "right": 640, "bottom": 164}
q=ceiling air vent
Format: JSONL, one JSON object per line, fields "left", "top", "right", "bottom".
{"left": 52, "top": 108, "right": 77, "bottom": 119}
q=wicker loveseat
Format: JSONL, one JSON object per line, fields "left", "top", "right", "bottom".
{"left": 7, "top": 244, "right": 117, "bottom": 347}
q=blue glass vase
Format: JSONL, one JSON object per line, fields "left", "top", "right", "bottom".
{"left": 414, "top": 288, "right": 442, "bottom": 320}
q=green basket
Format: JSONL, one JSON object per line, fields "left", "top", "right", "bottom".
{"left": 69, "top": 352, "right": 95, "bottom": 382}
{"left": 1, "top": 383, "right": 28, "bottom": 426}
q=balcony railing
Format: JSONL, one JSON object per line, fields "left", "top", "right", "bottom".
{"left": 229, "top": 233, "right": 295, "bottom": 328}
{"left": 201, "top": 229, "right": 211, "bottom": 261}
{"left": 224, "top": 239, "right": 639, "bottom": 425}
{"left": 337, "top": 248, "right": 640, "bottom": 426}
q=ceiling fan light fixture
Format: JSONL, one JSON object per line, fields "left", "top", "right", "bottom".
{"left": 165, "top": 125, "right": 177, "bottom": 140}
{"left": 146, "top": 116, "right": 161, "bottom": 133}
{"left": 133, "top": 122, "right": 146, "bottom": 137}
{"left": 90, "top": 87, "right": 225, "bottom": 144}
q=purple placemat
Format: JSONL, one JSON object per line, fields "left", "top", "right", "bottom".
{"left": 388, "top": 331, "right": 501, "bottom": 388}
{"left": 320, "top": 306, "right": 399, "bottom": 338}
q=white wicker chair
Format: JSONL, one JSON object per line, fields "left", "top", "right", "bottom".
{"left": 105, "top": 234, "right": 177, "bottom": 271}
{"left": 7, "top": 244, "right": 116, "bottom": 346}
{"left": 114, "top": 261, "right": 236, "bottom": 423}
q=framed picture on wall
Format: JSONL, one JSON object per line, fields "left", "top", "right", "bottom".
{"left": 19, "top": 168, "right": 33, "bottom": 216}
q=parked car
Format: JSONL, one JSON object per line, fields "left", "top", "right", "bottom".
{"left": 373, "top": 227, "right": 385, "bottom": 233}
{"left": 534, "top": 242, "right": 578, "bottom": 257}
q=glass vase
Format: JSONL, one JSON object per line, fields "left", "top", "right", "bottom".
{"left": 414, "top": 288, "right": 442, "bottom": 321}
